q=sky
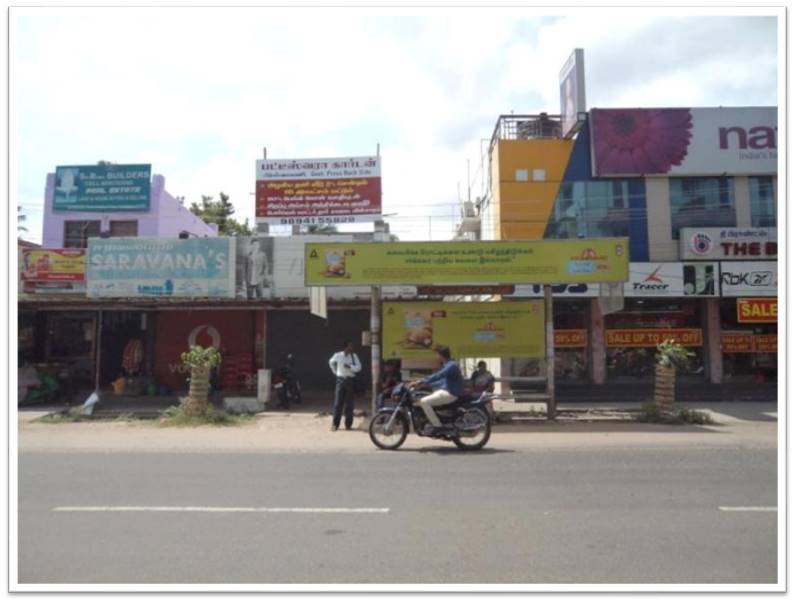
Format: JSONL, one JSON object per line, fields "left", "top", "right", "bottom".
{"left": 12, "top": 9, "right": 779, "bottom": 243}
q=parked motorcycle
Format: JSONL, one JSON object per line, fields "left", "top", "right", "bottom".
{"left": 368, "top": 382, "right": 492, "bottom": 451}
{"left": 273, "top": 360, "right": 302, "bottom": 409}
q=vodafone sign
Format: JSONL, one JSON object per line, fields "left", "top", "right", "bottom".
{"left": 680, "top": 227, "right": 777, "bottom": 261}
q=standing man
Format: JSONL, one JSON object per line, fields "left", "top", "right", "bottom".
{"left": 328, "top": 340, "right": 362, "bottom": 431}
{"left": 245, "top": 238, "right": 270, "bottom": 299}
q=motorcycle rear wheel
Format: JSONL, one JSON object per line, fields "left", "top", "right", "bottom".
{"left": 369, "top": 412, "right": 409, "bottom": 450}
{"left": 452, "top": 408, "right": 491, "bottom": 451}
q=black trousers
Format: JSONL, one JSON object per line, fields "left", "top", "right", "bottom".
{"left": 333, "top": 377, "right": 355, "bottom": 428}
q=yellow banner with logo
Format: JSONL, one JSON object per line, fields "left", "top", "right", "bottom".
{"left": 383, "top": 301, "right": 545, "bottom": 360}
{"left": 305, "top": 239, "right": 628, "bottom": 286}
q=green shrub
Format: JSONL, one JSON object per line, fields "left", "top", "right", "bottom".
{"left": 159, "top": 404, "right": 253, "bottom": 427}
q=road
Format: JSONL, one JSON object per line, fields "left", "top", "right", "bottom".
{"left": 18, "top": 445, "right": 778, "bottom": 585}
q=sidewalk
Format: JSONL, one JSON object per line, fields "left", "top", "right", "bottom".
{"left": 18, "top": 401, "right": 777, "bottom": 454}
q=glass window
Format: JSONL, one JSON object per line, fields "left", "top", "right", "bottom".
{"left": 546, "top": 180, "right": 633, "bottom": 239}
{"left": 669, "top": 177, "right": 735, "bottom": 239}
{"left": 109, "top": 220, "right": 138, "bottom": 237}
{"left": 63, "top": 220, "right": 101, "bottom": 248}
{"left": 749, "top": 176, "right": 776, "bottom": 227}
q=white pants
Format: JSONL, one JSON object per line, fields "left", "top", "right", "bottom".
{"left": 418, "top": 390, "right": 457, "bottom": 427}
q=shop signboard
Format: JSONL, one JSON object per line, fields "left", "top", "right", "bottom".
{"left": 305, "top": 239, "right": 629, "bottom": 286}
{"left": 720, "top": 261, "right": 777, "bottom": 297}
{"left": 510, "top": 283, "right": 598, "bottom": 298}
{"left": 554, "top": 329, "right": 587, "bottom": 348}
{"left": 559, "top": 48, "right": 586, "bottom": 138}
{"left": 590, "top": 107, "right": 777, "bottom": 177}
{"left": 417, "top": 285, "right": 516, "bottom": 296}
{"left": 383, "top": 301, "right": 545, "bottom": 360}
{"left": 721, "top": 332, "right": 777, "bottom": 353}
{"left": 53, "top": 164, "right": 151, "bottom": 212}
{"left": 606, "top": 328, "right": 703, "bottom": 348}
{"left": 680, "top": 227, "right": 777, "bottom": 261}
{"left": 737, "top": 298, "right": 777, "bottom": 323}
{"left": 256, "top": 156, "right": 381, "bottom": 226}
{"left": 624, "top": 262, "right": 718, "bottom": 297}
{"left": 87, "top": 237, "right": 236, "bottom": 298}
{"left": 755, "top": 334, "right": 778, "bottom": 353}
{"left": 20, "top": 248, "right": 85, "bottom": 282}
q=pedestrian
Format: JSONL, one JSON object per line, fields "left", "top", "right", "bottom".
{"left": 377, "top": 359, "right": 402, "bottom": 408}
{"left": 470, "top": 360, "right": 496, "bottom": 395}
{"left": 328, "top": 340, "right": 362, "bottom": 431}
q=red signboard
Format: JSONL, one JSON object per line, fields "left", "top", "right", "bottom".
{"left": 737, "top": 298, "right": 777, "bottom": 323}
{"left": 554, "top": 329, "right": 587, "bottom": 348}
{"left": 754, "top": 334, "right": 777, "bottom": 353}
{"left": 606, "top": 328, "right": 703, "bottom": 348}
{"left": 153, "top": 311, "right": 256, "bottom": 391}
{"left": 721, "top": 332, "right": 777, "bottom": 353}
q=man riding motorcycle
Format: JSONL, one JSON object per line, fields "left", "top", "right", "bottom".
{"left": 410, "top": 345, "right": 465, "bottom": 435}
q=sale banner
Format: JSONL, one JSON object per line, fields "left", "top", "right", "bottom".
{"left": 20, "top": 248, "right": 85, "bottom": 282}
{"left": 754, "top": 334, "right": 777, "bottom": 353}
{"left": 383, "top": 301, "right": 545, "bottom": 360}
{"left": 737, "top": 298, "right": 778, "bottom": 323}
{"left": 606, "top": 328, "right": 703, "bottom": 348}
{"left": 721, "top": 333, "right": 755, "bottom": 353}
{"left": 305, "top": 239, "right": 629, "bottom": 286}
{"left": 554, "top": 329, "right": 587, "bottom": 348}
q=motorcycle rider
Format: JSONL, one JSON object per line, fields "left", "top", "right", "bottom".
{"left": 411, "top": 345, "right": 465, "bottom": 435}
{"left": 275, "top": 353, "right": 301, "bottom": 408}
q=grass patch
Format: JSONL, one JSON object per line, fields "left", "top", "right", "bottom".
{"left": 637, "top": 402, "right": 715, "bottom": 425}
{"left": 36, "top": 407, "right": 85, "bottom": 424}
{"left": 158, "top": 404, "right": 255, "bottom": 428}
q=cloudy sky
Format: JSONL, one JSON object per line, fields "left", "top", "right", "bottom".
{"left": 12, "top": 8, "right": 779, "bottom": 243}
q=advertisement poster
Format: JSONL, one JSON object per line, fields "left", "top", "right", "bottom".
{"left": 256, "top": 156, "right": 381, "bottom": 226}
{"left": 559, "top": 48, "right": 586, "bottom": 137}
{"left": 555, "top": 330, "right": 587, "bottom": 348}
{"left": 606, "top": 328, "right": 703, "bottom": 348}
{"left": 736, "top": 298, "right": 777, "bottom": 323}
{"left": 53, "top": 164, "right": 151, "bottom": 212}
{"left": 590, "top": 107, "right": 777, "bottom": 176}
{"left": 720, "top": 261, "right": 777, "bottom": 297}
{"left": 383, "top": 301, "right": 545, "bottom": 360}
{"left": 722, "top": 332, "right": 777, "bottom": 353}
{"left": 20, "top": 248, "right": 85, "bottom": 282}
{"left": 234, "top": 237, "right": 274, "bottom": 299}
{"left": 87, "top": 237, "right": 235, "bottom": 298}
{"left": 625, "top": 262, "right": 718, "bottom": 297}
{"left": 680, "top": 227, "right": 777, "bottom": 261}
{"left": 305, "top": 239, "right": 629, "bottom": 286}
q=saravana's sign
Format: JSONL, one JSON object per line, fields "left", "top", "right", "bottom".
{"left": 87, "top": 238, "right": 235, "bottom": 298}
{"left": 305, "top": 239, "right": 629, "bottom": 286}
{"left": 680, "top": 227, "right": 777, "bottom": 260}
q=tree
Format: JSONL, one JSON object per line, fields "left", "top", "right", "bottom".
{"left": 188, "top": 192, "right": 253, "bottom": 236}
{"left": 17, "top": 206, "right": 28, "bottom": 235}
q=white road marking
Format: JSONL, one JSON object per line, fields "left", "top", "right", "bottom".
{"left": 53, "top": 506, "right": 389, "bottom": 513}
{"left": 718, "top": 506, "right": 777, "bottom": 512}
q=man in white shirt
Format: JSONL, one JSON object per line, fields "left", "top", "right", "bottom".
{"left": 328, "top": 340, "right": 362, "bottom": 431}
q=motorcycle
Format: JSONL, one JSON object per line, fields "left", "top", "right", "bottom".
{"left": 273, "top": 364, "right": 302, "bottom": 409}
{"left": 368, "top": 382, "right": 493, "bottom": 451}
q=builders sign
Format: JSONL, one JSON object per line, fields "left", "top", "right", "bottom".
{"left": 256, "top": 156, "right": 382, "bottom": 226}
{"left": 53, "top": 164, "right": 151, "bottom": 212}
{"left": 590, "top": 107, "right": 777, "bottom": 177}
{"left": 87, "top": 237, "right": 235, "bottom": 298}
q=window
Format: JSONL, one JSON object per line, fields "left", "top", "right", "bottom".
{"left": 63, "top": 220, "right": 101, "bottom": 248}
{"left": 546, "top": 180, "right": 633, "bottom": 239}
{"left": 109, "top": 220, "right": 139, "bottom": 237}
{"left": 749, "top": 176, "right": 776, "bottom": 227}
{"left": 669, "top": 177, "right": 735, "bottom": 239}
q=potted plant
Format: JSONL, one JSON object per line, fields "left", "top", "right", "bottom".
{"left": 654, "top": 339, "right": 694, "bottom": 413}
{"left": 180, "top": 345, "right": 222, "bottom": 415}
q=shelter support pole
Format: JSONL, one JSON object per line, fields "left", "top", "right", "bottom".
{"left": 544, "top": 285, "right": 556, "bottom": 420}
{"left": 94, "top": 310, "right": 103, "bottom": 396}
{"left": 370, "top": 285, "right": 382, "bottom": 415}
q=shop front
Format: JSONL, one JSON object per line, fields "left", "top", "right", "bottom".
{"left": 720, "top": 297, "right": 777, "bottom": 383}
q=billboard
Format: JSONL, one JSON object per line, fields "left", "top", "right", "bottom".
{"left": 234, "top": 237, "right": 274, "bottom": 299}
{"left": 680, "top": 227, "right": 777, "bottom": 261}
{"left": 720, "top": 261, "right": 777, "bottom": 297}
{"left": 20, "top": 248, "right": 85, "bottom": 282}
{"left": 559, "top": 48, "right": 586, "bottom": 138}
{"left": 305, "top": 239, "right": 629, "bottom": 286}
{"left": 625, "top": 262, "right": 718, "bottom": 297}
{"left": 256, "top": 156, "right": 381, "bottom": 226}
{"left": 383, "top": 301, "right": 545, "bottom": 360}
{"left": 590, "top": 107, "right": 777, "bottom": 177}
{"left": 736, "top": 298, "right": 777, "bottom": 323}
{"left": 87, "top": 237, "right": 235, "bottom": 298}
{"left": 53, "top": 164, "right": 151, "bottom": 212}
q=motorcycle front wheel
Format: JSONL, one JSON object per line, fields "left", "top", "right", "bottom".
{"left": 369, "top": 411, "right": 409, "bottom": 450}
{"left": 452, "top": 407, "right": 491, "bottom": 451}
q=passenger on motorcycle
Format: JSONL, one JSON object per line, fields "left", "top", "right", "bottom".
{"left": 410, "top": 346, "right": 465, "bottom": 434}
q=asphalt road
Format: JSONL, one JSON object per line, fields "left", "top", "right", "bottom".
{"left": 18, "top": 447, "right": 778, "bottom": 585}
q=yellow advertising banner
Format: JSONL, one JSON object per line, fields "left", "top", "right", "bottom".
{"left": 305, "top": 239, "right": 629, "bottom": 286}
{"left": 383, "top": 301, "right": 545, "bottom": 360}
{"left": 20, "top": 248, "right": 86, "bottom": 282}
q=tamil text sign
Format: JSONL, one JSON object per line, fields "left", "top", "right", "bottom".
{"left": 383, "top": 301, "right": 545, "bottom": 360}
{"left": 87, "top": 238, "right": 235, "bottom": 298}
{"left": 737, "top": 298, "right": 777, "bottom": 323}
{"left": 680, "top": 227, "right": 777, "bottom": 260}
{"left": 256, "top": 156, "right": 381, "bottom": 226}
{"left": 590, "top": 107, "right": 776, "bottom": 177}
{"left": 305, "top": 239, "right": 629, "bottom": 286}
{"left": 53, "top": 164, "right": 151, "bottom": 212}
{"left": 720, "top": 261, "right": 777, "bottom": 297}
